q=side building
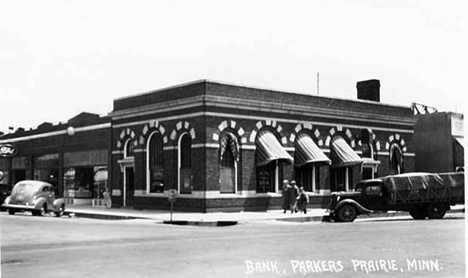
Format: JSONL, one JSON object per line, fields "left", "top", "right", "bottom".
{"left": 0, "top": 113, "right": 111, "bottom": 206}
{"left": 108, "top": 79, "right": 416, "bottom": 212}
{"left": 414, "top": 112, "right": 464, "bottom": 172}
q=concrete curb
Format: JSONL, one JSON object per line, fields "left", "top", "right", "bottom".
{"left": 64, "top": 207, "right": 464, "bottom": 223}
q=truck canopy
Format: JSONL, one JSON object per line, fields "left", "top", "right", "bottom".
{"left": 381, "top": 172, "right": 464, "bottom": 204}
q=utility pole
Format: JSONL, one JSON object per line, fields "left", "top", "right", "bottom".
{"left": 317, "top": 71, "right": 320, "bottom": 95}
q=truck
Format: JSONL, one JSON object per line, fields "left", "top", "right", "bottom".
{"left": 328, "top": 172, "right": 464, "bottom": 222}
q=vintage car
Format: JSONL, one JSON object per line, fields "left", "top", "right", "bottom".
{"left": 2, "top": 180, "right": 65, "bottom": 217}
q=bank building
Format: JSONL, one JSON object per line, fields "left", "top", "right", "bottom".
{"left": 0, "top": 79, "right": 463, "bottom": 212}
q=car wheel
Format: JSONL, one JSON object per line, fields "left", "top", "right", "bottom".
{"left": 8, "top": 209, "right": 15, "bottom": 215}
{"left": 336, "top": 204, "right": 357, "bottom": 222}
{"left": 55, "top": 205, "right": 65, "bottom": 217}
{"left": 36, "top": 205, "right": 46, "bottom": 217}
{"left": 409, "top": 207, "right": 427, "bottom": 220}
{"left": 426, "top": 203, "right": 447, "bottom": 219}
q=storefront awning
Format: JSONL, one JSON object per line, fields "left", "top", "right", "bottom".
{"left": 330, "top": 136, "right": 363, "bottom": 167}
{"left": 295, "top": 134, "right": 331, "bottom": 166}
{"left": 453, "top": 137, "right": 464, "bottom": 168}
{"left": 256, "top": 131, "right": 293, "bottom": 166}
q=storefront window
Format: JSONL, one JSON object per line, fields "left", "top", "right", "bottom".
{"left": 94, "top": 167, "right": 108, "bottom": 199}
{"left": 0, "top": 170, "right": 9, "bottom": 185}
{"left": 34, "top": 169, "right": 59, "bottom": 195}
{"left": 63, "top": 167, "right": 96, "bottom": 198}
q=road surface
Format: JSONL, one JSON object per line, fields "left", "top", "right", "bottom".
{"left": 1, "top": 212, "right": 465, "bottom": 278}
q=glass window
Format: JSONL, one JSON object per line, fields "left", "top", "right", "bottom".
{"left": 256, "top": 162, "right": 275, "bottom": 193}
{"left": 365, "top": 185, "right": 381, "bottom": 195}
{"left": 63, "top": 167, "right": 95, "bottom": 198}
{"left": 94, "top": 167, "right": 108, "bottom": 199}
{"left": 34, "top": 169, "right": 59, "bottom": 195}
{"left": 0, "top": 170, "right": 9, "bottom": 185}
{"left": 124, "top": 139, "right": 134, "bottom": 158}
{"left": 180, "top": 135, "right": 191, "bottom": 168}
{"left": 179, "top": 134, "right": 192, "bottom": 194}
{"left": 149, "top": 133, "right": 164, "bottom": 193}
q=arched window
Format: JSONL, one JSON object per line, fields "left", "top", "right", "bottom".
{"left": 124, "top": 139, "right": 134, "bottom": 158}
{"left": 219, "top": 132, "right": 239, "bottom": 193}
{"left": 179, "top": 133, "right": 192, "bottom": 193}
{"left": 148, "top": 133, "right": 164, "bottom": 193}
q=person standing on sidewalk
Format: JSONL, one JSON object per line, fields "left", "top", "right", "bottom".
{"left": 296, "top": 186, "right": 309, "bottom": 214}
{"left": 289, "top": 180, "right": 299, "bottom": 213}
{"left": 281, "top": 179, "right": 291, "bottom": 213}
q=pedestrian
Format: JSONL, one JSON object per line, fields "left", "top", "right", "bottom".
{"left": 281, "top": 179, "right": 291, "bottom": 213}
{"left": 289, "top": 180, "right": 299, "bottom": 213}
{"left": 296, "top": 186, "right": 309, "bottom": 214}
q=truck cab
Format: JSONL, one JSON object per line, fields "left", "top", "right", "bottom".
{"left": 328, "top": 179, "right": 391, "bottom": 222}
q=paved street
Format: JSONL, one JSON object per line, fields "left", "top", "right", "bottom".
{"left": 1, "top": 212, "right": 465, "bottom": 278}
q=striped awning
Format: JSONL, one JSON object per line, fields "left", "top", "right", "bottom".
{"left": 330, "top": 136, "right": 363, "bottom": 167}
{"left": 295, "top": 133, "right": 331, "bottom": 166}
{"left": 256, "top": 131, "right": 293, "bottom": 166}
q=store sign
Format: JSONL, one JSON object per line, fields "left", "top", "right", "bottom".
{"left": 0, "top": 144, "right": 18, "bottom": 157}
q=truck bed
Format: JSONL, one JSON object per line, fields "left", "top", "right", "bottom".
{"left": 382, "top": 172, "right": 464, "bottom": 204}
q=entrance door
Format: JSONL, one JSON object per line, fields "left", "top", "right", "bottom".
{"left": 125, "top": 167, "right": 134, "bottom": 206}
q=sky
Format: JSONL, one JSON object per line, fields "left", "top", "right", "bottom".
{"left": 1, "top": 0, "right": 467, "bottom": 134}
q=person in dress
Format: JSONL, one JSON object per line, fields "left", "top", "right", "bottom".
{"left": 281, "top": 179, "right": 291, "bottom": 213}
{"left": 289, "top": 180, "right": 299, "bottom": 213}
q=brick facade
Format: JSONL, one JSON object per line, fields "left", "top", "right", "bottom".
{"left": 108, "top": 80, "right": 416, "bottom": 212}
{"left": 0, "top": 80, "right": 418, "bottom": 212}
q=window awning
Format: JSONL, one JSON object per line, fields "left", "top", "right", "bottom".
{"left": 295, "top": 133, "right": 331, "bottom": 166}
{"left": 453, "top": 136, "right": 464, "bottom": 167}
{"left": 330, "top": 136, "right": 363, "bottom": 168}
{"left": 256, "top": 131, "right": 293, "bottom": 166}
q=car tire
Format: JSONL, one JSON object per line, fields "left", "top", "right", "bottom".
{"left": 426, "top": 203, "right": 447, "bottom": 219}
{"left": 55, "top": 205, "right": 65, "bottom": 217}
{"left": 409, "top": 207, "right": 427, "bottom": 220}
{"left": 8, "top": 209, "right": 15, "bottom": 215}
{"left": 336, "top": 204, "right": 357, "bottom": 222}
{"left": 35, "top": 205, "right": 46, "bottom": 217}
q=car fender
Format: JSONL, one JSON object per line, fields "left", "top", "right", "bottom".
{"left": 33, "top": 198, "right": 47, "bottom": 210}
{"left": 53, "top": 198, "right": 65, "bottom": 211}
{"left": 336, "top": 199, "right": 373, "bottom": 214}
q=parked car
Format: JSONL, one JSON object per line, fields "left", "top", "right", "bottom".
{"left": 328, "top": 172, "right": 464, "bottom": 222}
{"left": 0, "top": 183, "right": 11, "bottom": 211}
{"left": 1, "top": 180, "right": 65, "bottom": 217}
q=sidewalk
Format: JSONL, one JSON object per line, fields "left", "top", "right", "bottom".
{"left": 65, "top": 204, "right": 465, "bottom": 224}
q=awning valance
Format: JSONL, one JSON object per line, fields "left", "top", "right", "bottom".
{"left": 256, "top": 131, "right": 293, "bottom": 166}
{"left": 453, "top": 136, "right": 464, "bottom": 168}
{"left": 295, "top": 133, "right": 331, "bottom": 166}
{"left": 330, "top": 136, "right": 363, "bottom": 167}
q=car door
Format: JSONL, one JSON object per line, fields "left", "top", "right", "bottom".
{"left": 42, "top": 186, "right": 54, "bottom": 211}
{"left": 360, "top": 182, "right": 386, "bottom": 211}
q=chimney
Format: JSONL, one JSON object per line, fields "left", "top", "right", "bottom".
{"left": 357, "top": 79, "right": 380, "bottom": 102}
